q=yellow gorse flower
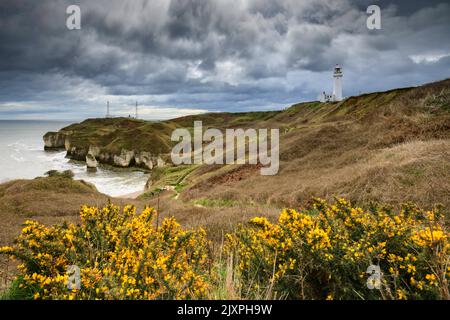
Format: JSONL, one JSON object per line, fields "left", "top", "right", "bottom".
{"left": 0, "top": 204, "right": 210, "bottom": 300}
{"left": 1, "top": 198, "right": 448, "bottom": 300}
{"left": 225, "top": 198, "right": 449, "bottom": 300}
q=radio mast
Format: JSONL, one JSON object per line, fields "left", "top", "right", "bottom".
{"left": 135, "top": 101, "right": 138, "bottom": 119}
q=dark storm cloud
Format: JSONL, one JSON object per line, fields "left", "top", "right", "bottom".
{"left": 0, "top": 0, "right": 449, "bottom": 119}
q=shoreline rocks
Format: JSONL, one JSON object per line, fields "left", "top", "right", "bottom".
{"left": 114, "top": 150, "right": 135, "bottom": 167}
{"left": 135, "top": 151, "right": 153, "bottom": 169}
{"left": 43, "top": 132, "right": 169, "bottom": 171}
{"left": 144, "top": 173, "right": 152, "bottom": 191}
{"left": 43, "top": 132, "right": 67, "bottom": 150}
{"left": 86, "top": 153, "right": 98, "bottom": 170}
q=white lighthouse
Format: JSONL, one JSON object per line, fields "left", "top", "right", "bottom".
{"left": 318, "top": 64, "right": 344, "bottom": 103}
{"left": 332, "top": 64, "right": 343, "bottom": 101}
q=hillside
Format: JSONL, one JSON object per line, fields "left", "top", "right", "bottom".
{"left": 0, "top": 171, "right": 164, "bottom": 246}
{"left": 1, "top": 79, "right": 449, "bottom": 294}
{"left": 0, "top": 171, "right": 105, "bottom": 246}
{"left": 23, "top": 79, "right": 448, "bottom": 250}
{"left": 42, "top": 79, "right": 450, "bottom": 215}
{"left": 43, "top": 111, "right": 279, "bottom": 169}
{"left": 179, "top": 79, "right": 450, "bottom": 210}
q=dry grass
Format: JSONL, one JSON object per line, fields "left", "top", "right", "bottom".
{"left": 0, "top": 175, "right": 153, "bottom": 246}
{"left": 1, "top": 79, "right": 450, "bottom": 244}
{"left": 0, "top": 79, "right": 449, "bottom": 297}
{"left": 180, "top": 79, "right": 450, "bottom": 213}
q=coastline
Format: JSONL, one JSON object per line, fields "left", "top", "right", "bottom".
{"left": 116, "top": 190, "right": 145, "bottom": 199}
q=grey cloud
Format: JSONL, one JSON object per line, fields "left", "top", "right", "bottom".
{"left": 0, "top": 0, "right": 449, "bottom": 119}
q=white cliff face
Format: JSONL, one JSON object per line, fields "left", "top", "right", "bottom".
{"left": 43, "top": 132, "right": 67, "bottom": 149}
{"left": 135, "top": 151, "right": 154, "bottom": 169}
{"left": 134, "top": 152, "right": 167, "bottom": 170}
{"left": 144, "top": 173, "right": 152, "bottom": 191}
{"left": 88, "top": 145, "right": 101, "bottom": 157}
{"left": 86, "top": 153, "right": 98, "bottom": 169}
{"left": 64, "top": 138, "right": 71, "bottom": 151}
{"left": 76, "top": 146, "right": 167, "bottom": 170}
{"left": 114, "top": 150, "right": 136, "bottom": 167}
{"left": 44, "top": 131, "right": 168, "bottom": 171}
{"left": 157, "top": 157, "right": 165, "bottom": 167}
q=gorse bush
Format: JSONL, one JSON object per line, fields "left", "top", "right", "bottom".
{"left": 226, "top": 198, "right": 449, "bottom": 300}
{"left": 0, "top": 204, "right": 210, "bottom": 300}
{"left": 1, "top": 199, "right": 449, "bottom": 300}
{"left": 45, "top": 170, "right": 74, "bottom": 179}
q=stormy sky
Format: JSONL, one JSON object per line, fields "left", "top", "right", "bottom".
{"left": 0, "top": 0, "right": 449, "bottom": 120}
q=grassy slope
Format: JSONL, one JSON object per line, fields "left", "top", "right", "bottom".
{"left": 52, "top": 111, "right": 280, "bottom": 158}
{"left": 0, "top": 175, "right": 108, "bottom": 246}
{"left": 5, "top": 78, "right": 449, "bottom": 243}
{"left": 127, "top": 79, "right": 450, "bottom": 240}
{"left": 179, "top": 79, "right": 450, "bottom": 210}
{"left": 2, "top": 80, "right": 449, "bottom": 297}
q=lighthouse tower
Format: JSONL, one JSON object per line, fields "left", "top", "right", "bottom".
{"left": 332, "top": 64, "right": 343, "bottom": 101}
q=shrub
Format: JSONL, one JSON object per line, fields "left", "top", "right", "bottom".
{"left": 45, "top": 170, "right": 74, "bottom": 179}
{"left": 0, "top": 204, "right": 210, "bottom": 300}
{"left": 226, "top": 198, "right": 450, "bottom": 300}
{"left": 1, "top": 199, "right": 448, "bottom": 300}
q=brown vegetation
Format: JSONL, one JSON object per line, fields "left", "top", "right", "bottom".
{"left": 180, "top": 79, "right": 450, "bottom": 212}
{"left": 2, "top": 79, "right": 450, "bottom": 244}
{"left": 1, "top": 78, "right": 449, "bottom": 297}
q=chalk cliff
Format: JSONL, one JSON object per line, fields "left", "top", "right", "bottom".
{"left": 43, "top": 118, "right": 172, "bottom": 170}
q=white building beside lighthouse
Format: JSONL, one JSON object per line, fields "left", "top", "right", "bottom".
{"left": 318, "top": 64, "right": 344, "bottom": 102}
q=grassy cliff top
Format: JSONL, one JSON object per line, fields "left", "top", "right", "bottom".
{"left": 0, "top": 172, "right": 108, "bottom": 245}
{"left": 52, "top": 110, "right": 282, "bottom": 154}
{"left": 176, "top": 78, "right": 450, "bottom": 211}
{"left": 41, "top": 78, "right": 450, "bottom": 213}
{"left": 49, "top": 79, "right": 450, "bottom": 156}
{"left": 3, "top": 79, "right": 450, "bottom": 248}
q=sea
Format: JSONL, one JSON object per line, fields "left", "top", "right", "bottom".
{"left": 0, "top": 120, "right": 149, "bottom": 197}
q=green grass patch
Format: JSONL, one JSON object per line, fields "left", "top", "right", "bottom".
{"left": 0, "top": 276, "right": 34, "bottom": 300}
{"left": 151, "top": 165, "right": 199, "bottom": 188}
{"left": 26, "top": 172, "right": 96, "bottom": 194}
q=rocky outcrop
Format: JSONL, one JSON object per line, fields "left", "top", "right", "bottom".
{"left": 135, "top": 151, "right": 154, "bottom": 169}
{"left": 67, "top": 146, "right": 88, "bottom": 161}
{"left": 43, "top": 131, "right": 168, "bottom": 171}
{"left": 114, "top": 150, "right": 135, "bottom": 167}
{"left": 64, "top": 138, "right": 72, "bottom": 151}
{"left": 43, "top": 132, "right": 67, "bottom": 150}
{"left": 134, "top": 152, "right": 166, "bottom": 170}
{"left": 86, "top": 153, "right": 98, "bottom": 169}
{"left": 156, "top": 156, "right": 166, "bottom": 167}
{"left": 144, "top": 173, "right": 152, "bottom": 191}
{"left": 88, "top": 145, "right": 101, "bottom": 158}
